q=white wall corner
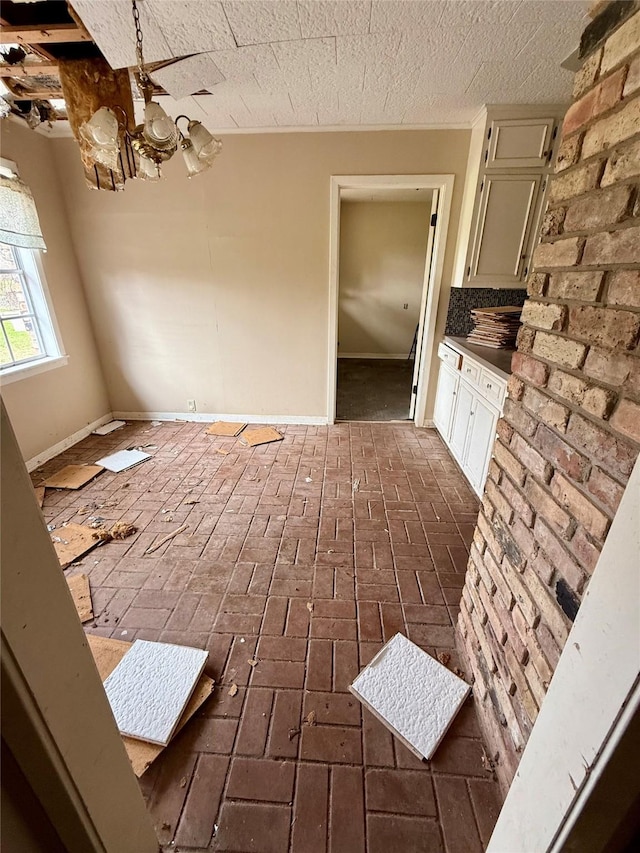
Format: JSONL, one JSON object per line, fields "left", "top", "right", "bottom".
{"left": 25, "top": 413, "right": 114, "bottom": 472}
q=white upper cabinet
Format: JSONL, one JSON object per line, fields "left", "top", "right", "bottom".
{"left": 486, "top": 117, "right": 556, "bottom": 170}
{"left": 468, "top": 173, "right": 543, "bottom": 285}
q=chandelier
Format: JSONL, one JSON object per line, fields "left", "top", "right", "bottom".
{"left": 79, "top": 0, "right": 221, "bottom": 182}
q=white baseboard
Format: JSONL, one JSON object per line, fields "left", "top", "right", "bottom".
{"left": 112, "top": 411, "right": 329, "bottom": 426}
{"left": 338, "top": 353, "right": 410, "bottom": 360}
{"left": 26, "top": 413, "right": 113, "bottom": 472}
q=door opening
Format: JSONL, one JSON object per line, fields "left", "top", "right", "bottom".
{"left": 327, "top": 175, "right": 454, "bottom": 426}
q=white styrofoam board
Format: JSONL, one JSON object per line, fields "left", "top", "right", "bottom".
{"left": 350, "top": 632, "right": 471, "bottom": 760}
{"left": 95, "top": 449, "right": 152, "bottom": 473}
{"left": 92, "top": 420, "right": 126, "bottom": 436}
{"left": 151, "top": 54, "right": 224, "bottom": 100}
{"left": 103, "top": 640, "right": 208, "bottom": 745}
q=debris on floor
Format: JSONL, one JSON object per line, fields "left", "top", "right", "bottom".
{"left": 239, "top": 426, "right": 284, "bottom": 447}
{"left": 228, "top": 683, "right": 239, "bottom": 697}
{"left": 34, "top": 485, "right": 46, "bottom": 508}
{"left": 42, "top": 464, "right": 104, "bottom": 490}
{"left": 91, "top": 520, "right": 138, "bottom": 542}
{"left": 102, "top": 639, "right": 209, "bottom": 746}
{"left": 66, "top": 573, "right": 93, "bottom": 622}
{"left": 51, "top": 522, "right": 101, "bottom": 568}
{"left": 95, "top": 449, "right": 152, "bottom": 473}
{"left": 88, "top": 636, "right": 214, "bottom": 776}
{"left": 93, "top": 420, "right": 126, "bottom": 435}
{"left": 145, "top": 523, "right": 189, "bottom": 554}
{"left": 350, "top": 632, "right": 470, "bottom": 761}
{"left": 206, "top": 421, "right": 247, "bottom": 437}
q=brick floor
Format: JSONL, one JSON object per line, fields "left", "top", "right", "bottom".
{"left": 34, "top": 420, "right": 503, "bottom": 852}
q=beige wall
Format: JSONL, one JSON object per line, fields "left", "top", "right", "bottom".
{"left": 52, "top": 128, "right": 470, "bottom": 420}
{"left": 0, "top": 122, "right": 110, "bottom": 462}
{"left": 338, "top": 200, "right": 430, "bottom": 357}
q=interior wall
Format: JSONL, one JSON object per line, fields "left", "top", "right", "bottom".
{"left": 51, "top": 128, "right": 470, "bottom": 420}
{"left": 0, "top": 121, "right": 110, "bottom": 463}
{"left": 338, "top": 200, "right": 430, "bottom": 357}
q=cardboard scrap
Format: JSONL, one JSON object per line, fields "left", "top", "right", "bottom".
{"left": 34, "top": 486, "right": 46, "bottom": 508}
{"left": 206, "top": 421, "right": 247, "bottom": 437}
{"left": 42, "top": 464, "right": 104, "bottom": 490}
{"left": 67, "top": 573, "right": 93, "bottom": 622}
{"left": 87, "top": 636, "right": 214, "bottom": 777}
{"left": 51, "top": 523, "right": 100, "bottom": 568}
{"left": 93, "top": 420, "right": 126, "bottom": 435}
{"left": 240, "top": 426, "right": 284, "bottom": 447}
{"left": 95, "top": 449, "right": 151, "bottom": 473}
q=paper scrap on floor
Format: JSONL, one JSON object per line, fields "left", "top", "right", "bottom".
{"left": 206, "top": 421, "right": 247, "bottom": 436}
{"left": 350, "top": 632, "right": 470, "bottom": 760}
{"left": 66, "top": 573, "right": 93, "bottom": 622}
{"left": 42, "top": 464, "right": 104, "bottom": 490}
{"left": 240, "top": 426, "right": 284, "bottom": 447}
{"left": 103, "top": 639, "right": 209, "bottom": 745}
{"left": 96, "top": 449, "right": 152, "bottom": 473}
{"left": 51, "top": 522, "right": 101, "bottom": 568}
{"left": 88, "top": 635, "right": 214, "bottom": 776}
{"left": 93, "top": 420, "right": 126, "bottom": 435}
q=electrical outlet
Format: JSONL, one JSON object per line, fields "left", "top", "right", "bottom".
{"left": 187, "top": 399, "right": 197, "bottom": 412}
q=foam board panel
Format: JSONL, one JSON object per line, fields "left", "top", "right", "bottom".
{"left": 350, "top": 633, "right": 470, "bottom": 760}
{"left": 95, "top": 449, "right": 151, "bottom": 473}
{"left": 103, "top": 640, "right": 208, "bottom": 746}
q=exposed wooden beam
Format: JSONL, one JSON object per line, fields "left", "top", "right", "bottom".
{"left": 12, "top": 89, "right": 64, "bottom": 99}
{"left": 0, "top": 63, "right": 59, "bottom": 78}
{"left": 0, "top": 24, "right": 90, "bottom": 46}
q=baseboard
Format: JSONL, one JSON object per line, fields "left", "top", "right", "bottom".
{"left": 26, "top": 413, "right": 113, "bottom": 472}
{"left": 338, "top": 353, "right": 410, "bottom": 360}
{"left": 112, "top": 411, "right": 329, "bottom": 426}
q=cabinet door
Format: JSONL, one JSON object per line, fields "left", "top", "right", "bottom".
{"left": 486, "top": 117, "right": 555, "bottom": 169}
{"left": 464, "top": 396, "right": 498, "bottom": 495}
{"left": 433, "top": 362, "right": 459, "bottom": 440}
{"left": 449, "top": 380, "right": 474, "bottom": 462}
{"left": 468, "top": 173, "right": 542, "bottom": 285}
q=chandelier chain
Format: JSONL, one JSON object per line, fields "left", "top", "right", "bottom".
{"left": 131, "top": 0, "right": 149, "bottom": 85}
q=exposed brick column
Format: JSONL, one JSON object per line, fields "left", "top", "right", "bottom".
{"left": 457, "top": 2, "right": 640, "bottom": 795}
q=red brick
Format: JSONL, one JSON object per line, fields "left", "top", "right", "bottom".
{"left": 286, "top": 598, "right": 311, "bottom": 637}
{"left": 330, "top": 766, "right": 365, "bottom": 853}
{"left": 261, "top": 596, "right": 288, "bottom": 635}
{"left": 291, "top": 764, "right": 328, "bottom": 853}
{"left": 534, "top": 426, "right": 589, "bottom": 481}
{"left": 468, "top": 780, "right": 503, "bottom": 846}
{"left": 175, "top": 754, "right": 228, "bottom": 847}
{"left": 564, "top": 183, "right": 632, "bottom": 232}
{"left": 367, "top": 814, "right": 444, "bottom": 853}
{"left": 366, "top": 768, "right": 436, "bottom": 816}
{"left": 570, "top": 526, "right": 602, "bottom": 575}
{"left": 563, "top": 66, "right": 626, "bottom": 135}
{"left": 583, "top": 225, "right": 640, "bottom": 266}
{"left": 511, "top": 352, "right": 550, "bottom": 387}
{"left": 363, "top": 709, "right": 395, "bottom": 767}
{"left": 333, "top": 640, "right": 359, "bottom": 691}
{"left": 435, "top": 775, "right": 484, "bottom": 853}
{"left": 533, "top": 236, "right": 581, "bottom": 268}
{"left": 431, "top": 736, "right": 488, "bottom": 777}
{"left": 586, "top": 466, "right": 624, "bottom": 514}
{"left": 567, "top": 413, "right": 638, "bottom": 480}
{"left": 524, "top": 477, "right": 573, "bottom": 538}
{"left": 568, "top": 305, "right": 640, "bottom": 350}
{"left": 146, "top": 747, "right": 197, "bottom": 844}
{"left": 236, "top": 688, "right": 273, "bottom": 755}
{"left": 611, "top": 398, "right": 640, "bottom": 444}
{"left": 227, "top": 757, "right": 295, "bottom": 803}
{"left": 257, "top": 635, "right": 307, "bottom": 661}
{"left": 303, "top": 691, "right": 360, "bottom": 726}
{"left": 306, "top": 639, "right": 332, "bottom": 691}
{"left": 214, "top": 802, "right": 291, "bottom": 853}
{"left": 582, "top": 97, "right": 640, "bottom": 158}
{"left": 533, "top": 518, "right": 585, "bottom": 594}
{"left": 607, "top": 269, "right": 640, "bottom": 307}
{"left": 251, "top": 660, "right": 305, "bottom": 689}
{"left": 551, "top": 473, "right": 610, "bottom": 540}
{"left": 268, "top": 690, "right": 302, "bottom": 758}
{"left": 510, "top": 433, "right": 552, "bottom": 483}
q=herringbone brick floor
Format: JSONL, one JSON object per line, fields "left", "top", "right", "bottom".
{"left": 34, "top": 420, "right": 502, "bottom": 852}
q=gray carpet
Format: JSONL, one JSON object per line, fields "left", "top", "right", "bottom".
{"left": 336, "top": 358, "right": 414, "bottom": 421}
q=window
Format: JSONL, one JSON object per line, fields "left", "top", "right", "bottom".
{"left": 0, "top": 242, "right": 63, "bottom": 371}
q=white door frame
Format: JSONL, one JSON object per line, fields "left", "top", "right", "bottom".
{"left": 327, "top": 174, "right": 454, "bottom": 426}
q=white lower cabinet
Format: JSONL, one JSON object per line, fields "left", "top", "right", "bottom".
{"left": 434, "top": 344, "right": 505, "bottom": 496}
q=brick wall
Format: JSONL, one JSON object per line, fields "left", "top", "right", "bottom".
{"left": 457, "top": 3, "right": 640, "bottom": 795}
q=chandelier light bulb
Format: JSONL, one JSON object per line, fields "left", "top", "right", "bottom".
{"left": 143, "top": 102, "right": 178, "bottom": 149}
{"left": 187, "top": 121, "right": 222, "bottom": 161}
{"left": 79, "top": 107, "right": 120, "bottom": 170}
{"left": 181, "top": 138, "right": 211, "bottom": 178}
{"left": 137, "top": 153, "right": 161, "bottom": 181}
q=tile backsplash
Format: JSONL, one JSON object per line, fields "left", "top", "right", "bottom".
{"left": 445, "top": 288, "right": 527, "bottom": 337}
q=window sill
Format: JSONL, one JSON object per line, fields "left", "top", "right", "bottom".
{"left": 0, "top": 354, "right": 69, "bottom": 386}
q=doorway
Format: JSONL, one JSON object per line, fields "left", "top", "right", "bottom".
{"left": 327, "top": 175, "right": 454, "bottom": 426}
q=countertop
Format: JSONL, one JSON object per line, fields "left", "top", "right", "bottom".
{"left": 444, "top": 336, "right": 515, "bottom": 381}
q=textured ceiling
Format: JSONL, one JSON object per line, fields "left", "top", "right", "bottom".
{"left": 71, "top": 1, "right": 590, "bottom": 130}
